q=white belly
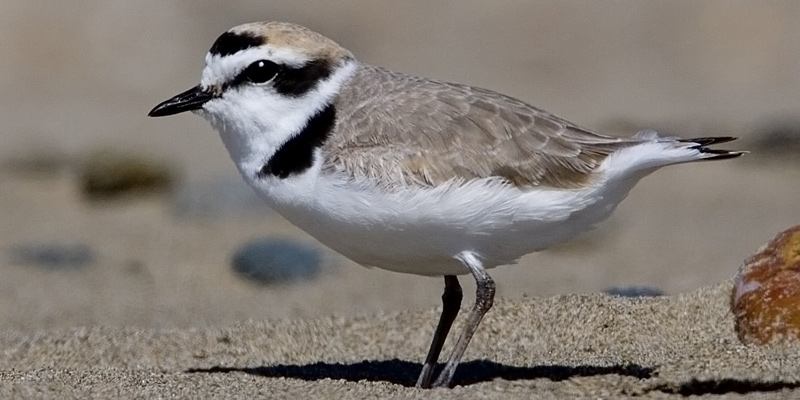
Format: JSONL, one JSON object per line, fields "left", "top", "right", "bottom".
{"left": 249, "top": 169, "right": 645, "bottom": 276}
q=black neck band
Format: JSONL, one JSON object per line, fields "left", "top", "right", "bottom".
{"left": 260, "top": 104, "right": 337, "bottom": 179}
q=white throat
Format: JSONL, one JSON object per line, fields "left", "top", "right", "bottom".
{"left": 199, "top": 59, "right": 358, "bottom": 181}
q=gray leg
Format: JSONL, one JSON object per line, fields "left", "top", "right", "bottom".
{"left": 432, "top": 252, "right": 495, "bottom": 388}
{"left": 415, "top": 275, "right": 462, "bottom": 388}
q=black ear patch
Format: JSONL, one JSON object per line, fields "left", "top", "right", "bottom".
{"left": 224, "top": 57, "right": 335, "bottom": 98}
{"left": 273, "top": 59, "right": 333, "bottom": 97}
{"left": 260, "top": 104, "right": 337, "bottom": 179}
{"left": 209, "top": 31, "right": 265, "bottom": 57}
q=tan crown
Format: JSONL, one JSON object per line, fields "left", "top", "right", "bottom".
{"left": 229, "top": 22, "right": 353, "bottom": 62}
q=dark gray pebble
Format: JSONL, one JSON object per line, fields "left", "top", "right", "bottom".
{"left": 750, "top": 119, "right": 800, "bottom": 156}
{"left": 231, "top": 238, "right": 324, "bottom": 284}
{"left": 603, "top": 286, "right": 664, "bottom": 298}
{"left": 9, "top": 243, "right": 94, "bottom": 270}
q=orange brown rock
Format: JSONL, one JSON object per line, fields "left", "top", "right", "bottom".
{"left": 732, "top": 225, "right": 800, "bottom": 345}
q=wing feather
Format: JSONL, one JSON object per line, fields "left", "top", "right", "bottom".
{"left": 325, "top": 64, "right": 640, "bottom": 188}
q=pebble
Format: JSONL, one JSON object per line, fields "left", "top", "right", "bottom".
{"left": 80, "top": 150, "right": 176, "bottom": 199}
{"left": 1, "top": 150, "right": 71, "bottom": 176}
{"left": 732, "top": 224, "right": 800, "bottom": 345}
{"left": 9, "top": 243, "right": 94, "bottom": 270}
{"left": 750, "top": 119, "right": 800, "bottom": 157}
{"left": 603, "top": 286, "right": 664, "bottom": 298}
{"left": 231, "top": 238, "right": 324, "bottom": 284}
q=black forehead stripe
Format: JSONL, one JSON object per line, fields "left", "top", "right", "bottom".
{"left": 209, "top": 31, "right": 264, "bottom": 57}
{"left": 259, "top": 104, "right": 336, "bottom": 179}
{"left": 272, "top": 59, "right": 333, "bottom": 97}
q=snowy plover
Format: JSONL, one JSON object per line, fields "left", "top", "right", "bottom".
{"left": 149, "top": 22, "right": 743, "bottom": 388}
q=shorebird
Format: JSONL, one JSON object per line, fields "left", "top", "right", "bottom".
{"left": 149, "top": 21, "right": 743, "bottom": 388}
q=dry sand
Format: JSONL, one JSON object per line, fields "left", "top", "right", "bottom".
{"left": 2, "top": 282, "right": 800, "bottom": 399}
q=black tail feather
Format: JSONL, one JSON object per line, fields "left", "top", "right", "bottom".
{"left": 697, "top": 148, "right": 744, "bottom": 160}
{"left": 680, "top": 137, "right": 745, "bottom": 161}
{"left": 680, "top": 136, "right": 738, "bottom": 146}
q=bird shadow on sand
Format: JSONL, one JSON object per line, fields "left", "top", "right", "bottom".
{"left": 185, "top": 359, "right": 654, "bottom": 387}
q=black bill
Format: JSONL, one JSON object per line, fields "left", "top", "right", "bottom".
{"left": 148, "top": 85, "right": 214, "bottom": 117}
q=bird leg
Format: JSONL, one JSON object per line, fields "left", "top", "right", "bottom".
{"left": 432, "top": 251, "right": 495, "bottom": 388}
{"left": 415, "top": 275, "right": 462, "bottom": 388}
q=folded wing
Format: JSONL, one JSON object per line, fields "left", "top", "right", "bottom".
{"left": 326, "top": 65, "right": 643, "bottom": 189}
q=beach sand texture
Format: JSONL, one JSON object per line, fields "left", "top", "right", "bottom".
{"left": 2, "top": 283, "right": 800, "bottom": 399}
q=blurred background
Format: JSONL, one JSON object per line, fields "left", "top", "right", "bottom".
{"left": 1, "top": 0, "right": 799, "bottom": 330}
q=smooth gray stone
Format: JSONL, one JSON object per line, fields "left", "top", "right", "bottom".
{"left": 10, "top": 243, "right": 94, "bottom": 270}
{"left": 751, "top": 119, "right": 800, "bottom": 156}
{"left": 231, "top": 238, "right": 323, "bottom": 284}
{"left": 603, "top": 286, "right": 664, "bottom": 298}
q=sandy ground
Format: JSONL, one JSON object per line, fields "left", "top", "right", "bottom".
{"left": 2, "top": 1, "right": 800, "bottom": 398}
{"left": 2, "top": 282, "right": 800, "bottom": 399}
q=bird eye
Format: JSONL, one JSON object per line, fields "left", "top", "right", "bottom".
{"left": 242, "top": 60, "right": 280, "bottom": 84}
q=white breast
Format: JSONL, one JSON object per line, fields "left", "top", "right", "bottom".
{"left": 244, "top": 153, "right": 647, "bottom": 276}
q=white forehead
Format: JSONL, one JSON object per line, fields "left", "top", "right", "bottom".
{"left": 200, "top": 45, "right": 311, "bottom": 87}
